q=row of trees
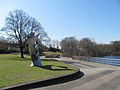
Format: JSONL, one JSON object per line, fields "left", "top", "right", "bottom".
{"left": 0, "top": 36, "right": 50, "bottom": 54}
{"left": 60, "top": 37, "right": 120, "bottom": 57}
{"left": 0, "top": 36, "right": 19, "bottom": 54}
{"left": 44, "top": 39, "right": 61, "bottom": 52}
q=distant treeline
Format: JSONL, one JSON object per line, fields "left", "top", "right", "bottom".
{"left": 60, "top": 37, "right": 120, "bottom": 57}
{"left": 1, "top": 36, "right": 120, "bottom": 57}
{"left": 0, "top": 38, "right": 19, "bottom": 54}
{"left": 0, "top": 37, "right": 60, "bottom": 54}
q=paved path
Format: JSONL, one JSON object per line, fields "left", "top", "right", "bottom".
{"left": 32, "top": 57, "right": 120, "bottom": 90}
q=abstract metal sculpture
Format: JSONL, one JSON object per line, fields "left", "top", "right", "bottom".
{"left": 27, "top": 32, "right": 42, "bottom": 67}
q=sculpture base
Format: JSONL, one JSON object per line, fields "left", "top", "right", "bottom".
{"left": 30, "top": 62, "right": 34, "bottom": 66}
{"left": 30, "top": 56, "right": 42, "bottom": 67}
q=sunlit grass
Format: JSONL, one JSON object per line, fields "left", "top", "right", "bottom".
{"left": 43, "top": 51, "right": 62, "bottom": 56}
{"left": 0, "top": 54, "right": 76, "bottom": 88}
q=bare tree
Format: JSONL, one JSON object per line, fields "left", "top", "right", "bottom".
{"left": 50, "top": 40, "right": 59, "bottom": 49}
{"left": 95, "top": 44, "right": 113, "bottom": 56}
{"left": 79, "top": 38, "right": 96, "bottom": 56}
{"left": 1, "top": 9, "right": 48, "bottom": 58}
{"left": 60, "top": 37, "right": 78, "bottom": 57}
{"left": 111, "top": 41, "right": 120, "bottom": 56}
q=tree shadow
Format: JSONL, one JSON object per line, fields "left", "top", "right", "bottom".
{"left": 40, "top": 65, "right": 74, "bottom": 71}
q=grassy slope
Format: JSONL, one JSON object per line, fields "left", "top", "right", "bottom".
{"left": 0, "top": 54, "right": 76, "bottom": 88}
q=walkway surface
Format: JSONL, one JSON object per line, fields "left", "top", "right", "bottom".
{"left": 32, "top": 57, "right": 120, "bottom": 90}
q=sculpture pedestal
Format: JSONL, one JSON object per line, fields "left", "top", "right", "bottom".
{"left": 30, "top": 56, "right": 42, "bottom": 67}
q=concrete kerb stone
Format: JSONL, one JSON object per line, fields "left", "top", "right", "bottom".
{"left": 1, "top": 63, "right": 80, "bottom": 90}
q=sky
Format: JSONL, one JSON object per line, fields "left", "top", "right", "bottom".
{"left": 0, "top": 0, "right": 120, "bottom": 44}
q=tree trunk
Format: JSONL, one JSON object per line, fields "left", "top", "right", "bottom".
{"left": 20, "top": 46, "right": 24, "bottom": 58}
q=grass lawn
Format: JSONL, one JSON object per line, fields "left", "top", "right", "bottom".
{"left": 0, "top": 54, "right": 76, "bottom": 88}
{"left": 43, "top": 51, "right": 62, "bottom": 56}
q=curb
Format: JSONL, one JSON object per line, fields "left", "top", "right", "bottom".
{"left": 2, "top": 66, "right": 80, "bottom": 90}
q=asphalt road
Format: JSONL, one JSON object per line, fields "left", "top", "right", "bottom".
{"left": 32, "top": 57, "right": 120, "bottom": 90}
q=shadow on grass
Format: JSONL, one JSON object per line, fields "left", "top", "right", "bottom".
{"left": 40, "top": 65, "right": 74, "bottom": 71}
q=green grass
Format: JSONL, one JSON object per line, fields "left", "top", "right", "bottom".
{"left": 0, "top": 54, "right": 76, "bottom": 88}
{"left": 43, "top": 51, "right": 62, "bottom": 56}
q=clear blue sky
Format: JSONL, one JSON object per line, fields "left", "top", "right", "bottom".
{"left": 0, "top": 0, "right": 120, "bottom": 44}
